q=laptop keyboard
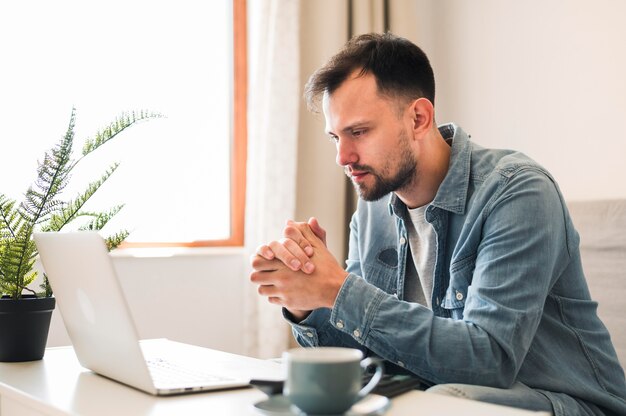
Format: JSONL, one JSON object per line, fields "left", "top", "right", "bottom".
{"left": 146, "top": 358, "right": 235, "bottom": 386}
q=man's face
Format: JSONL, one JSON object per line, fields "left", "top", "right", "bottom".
{"left": 322, "top": 72, "right": 417, "bottom": 201}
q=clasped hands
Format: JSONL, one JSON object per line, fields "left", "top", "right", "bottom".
{"left": 250, "top": 218, "right": 349, "bottom": 321}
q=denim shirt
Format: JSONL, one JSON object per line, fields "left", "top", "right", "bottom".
{"left": 286, "top": 124, "right": 626, "bottom": 415}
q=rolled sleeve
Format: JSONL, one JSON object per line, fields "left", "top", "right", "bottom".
{"left": 330, "top": 273, "right": 386, "bottom": 343}
{"left": 281, "top": 308, "right": 320, "bottom": 346}
{"left": 282, "top": 304, "right": 365, "bottom": 350}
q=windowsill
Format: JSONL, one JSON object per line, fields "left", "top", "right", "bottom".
{"left": 110, "top": 246, "right": 245, "bottom": 259}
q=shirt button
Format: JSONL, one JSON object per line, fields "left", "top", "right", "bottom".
{"left": 353, "top": 329, "right": 361, "bottom": 338}
{"left": 305, "top": 331, "right": 314, "bottom": 338}
{"left": 399, "top": 237, "right": 406, "bottom": 245}
{"left": 397, "top": 361, "right": 405, "bottom": 367}
{"left": 456, "top": 292, "right": 464, "bottom": 301}
{"left": 336, "top": 321, "right": 344, "bottom": 329}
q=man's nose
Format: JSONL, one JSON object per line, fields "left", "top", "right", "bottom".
{"left": 335, "top": 138, "right": 357, "bottom": 167}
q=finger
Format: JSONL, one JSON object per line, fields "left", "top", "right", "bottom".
{"left": 251, "top": 268, "right": 292, "bottom": 288}
{"left": 257, "top": 282, "right": 294, "bottom": 308}
{"left": 285, "top": 220, "right": 315, "bottom": 257}
{"left": 250, "top": 254, "right": 281, "bottom": 272}
{"left": 250, "top": 270, "right": 273, "bottom": 284}
{"left": 267, "top": 239, "right": 301, "bottom": 271}
{"left": 259, "top": 288, "right": 287, "bottom": 307}
{"left": 255, "top": 244, "right": 275, "bottom": 260}
{"left": 280, "top": 237, "right": 311, "bottom": 266}
{"left": 307, "top": 217, "right": 327, "bottom": 246}
{"left": 257, "top": 284, "right": 278, "bottom": 297}
{"left": 294, "top": 222, "right": 325, "bottom": 249}
{"left": 268, "top": 238, "right": 313, "bottom": 273}
{"left": 279, "top": 233, "right": 315, "bottom": 273}
{"left": 284, "top": 220, "right": 324, "bottom": 252}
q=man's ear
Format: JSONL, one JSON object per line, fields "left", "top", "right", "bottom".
{"left": 410, "top": 98, "right": 435, "bottom": 137}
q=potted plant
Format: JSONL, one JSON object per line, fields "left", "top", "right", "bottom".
{"left": 0, "top": 108, "right": 160, "bottom": 362}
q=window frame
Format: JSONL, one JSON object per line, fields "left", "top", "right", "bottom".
{"left": 120, "top": 0, "right": 247, "bottom": 248}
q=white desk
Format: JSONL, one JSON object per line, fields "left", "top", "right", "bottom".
{"left": 0, "top": 346, "right": 549, "bottom": 416}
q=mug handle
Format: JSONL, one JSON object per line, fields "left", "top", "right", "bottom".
{"left": 358, "top": 357, "right": 384, "bottom": 399}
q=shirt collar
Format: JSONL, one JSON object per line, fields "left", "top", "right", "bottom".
{"left": 388, "top": 123, "right": 472, "bottom": 216}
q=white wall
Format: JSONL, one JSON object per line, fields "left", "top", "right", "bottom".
{"left": 391, "top": 0, "right": 626, "bottom": 201}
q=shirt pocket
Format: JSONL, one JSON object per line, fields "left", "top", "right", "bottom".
{"left": 441, "top": 256, "right": 475, "bottom": 319}
{"left": 362, "top": 246, "right": 398, "bottom": 294}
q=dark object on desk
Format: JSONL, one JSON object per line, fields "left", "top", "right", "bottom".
{"left": 250, "top": 374, "right": 424, "bottom": 399}
{"left": 250, "top": 379, "right": 285, "bottom": 396}
{"left": 368, "top": 374, "right": 425, "bottom": 398}
{"left": 0, "top": 295, "right": 56, "bottom": 362}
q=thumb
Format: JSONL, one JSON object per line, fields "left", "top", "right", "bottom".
{"left": 307, "top": 217, "right": 327, "bottom": 246}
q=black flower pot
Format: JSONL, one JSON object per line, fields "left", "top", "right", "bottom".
{"left": 0, "top": 295, "right": 56, "bottom": 362}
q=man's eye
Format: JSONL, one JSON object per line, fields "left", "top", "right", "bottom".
{"left": 353, "top": 130, "right": 366, "bottom": 137}
{"left": 328, "top": 135, "right": 339, "bottom": 143}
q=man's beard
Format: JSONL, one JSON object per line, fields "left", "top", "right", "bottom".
{"left": 347, "top": 130, "right": 417, "bottom": 202}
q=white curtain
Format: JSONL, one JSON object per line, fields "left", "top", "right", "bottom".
{"left": 242, "top": 0, "right": 412, "bottom": 359}
{"left": 244, "top": 0, "right": 301, "bottom": 359}
{"left": 350, "top": 0, "right": 388, "bottom": 35}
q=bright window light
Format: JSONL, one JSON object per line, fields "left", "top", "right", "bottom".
{"left": 0, "top": 0, "right": 232, "bottom": 243}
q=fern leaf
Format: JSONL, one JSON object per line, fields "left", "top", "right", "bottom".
{"left": 105, "top": 230, "right": 130, "bottom": 251}
{"left": 19, "top": 108, "right": 76, "bottom": 226}
{"left": 78, "top": 205, "right": 125, "bottom": 232}
{"left": 81, "top": 110, "right": 163, "bottom": 157}
{"left": 0, "top": 234, "right": 37, "bottom": 298}
{"left": 41, "top": 163, "right": 121, "bottom": 232}
{"left": 39, "top": 273, "right": 53, "bottom": 297}
{"left": 0, "top": 195, "right": 19, "bottom": 239}
{"left": 22, "top": 270, "right": 38, "bottom": 287}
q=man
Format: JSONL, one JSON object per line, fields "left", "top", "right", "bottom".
{"left": 250, "top": 33, "right": 626, "bottom": 415}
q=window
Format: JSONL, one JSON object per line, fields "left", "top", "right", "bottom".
{"left": 0, "top": 0, "right": 246, "bottom": 247}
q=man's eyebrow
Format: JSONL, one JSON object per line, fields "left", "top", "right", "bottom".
{"left": 325, "top": 121, "right": 371, "bottom": 136}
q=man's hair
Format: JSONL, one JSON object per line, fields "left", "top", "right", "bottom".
{"left": 304, "top": 32, "right": 435, "bottom": 112}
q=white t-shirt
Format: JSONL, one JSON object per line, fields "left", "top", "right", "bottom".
{"left": 404, "top": 204, "right": 437, "bottom": 308}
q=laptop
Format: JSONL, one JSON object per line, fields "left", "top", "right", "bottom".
{"left": 34, "top": 231, "right": 284, "bottom": 396}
